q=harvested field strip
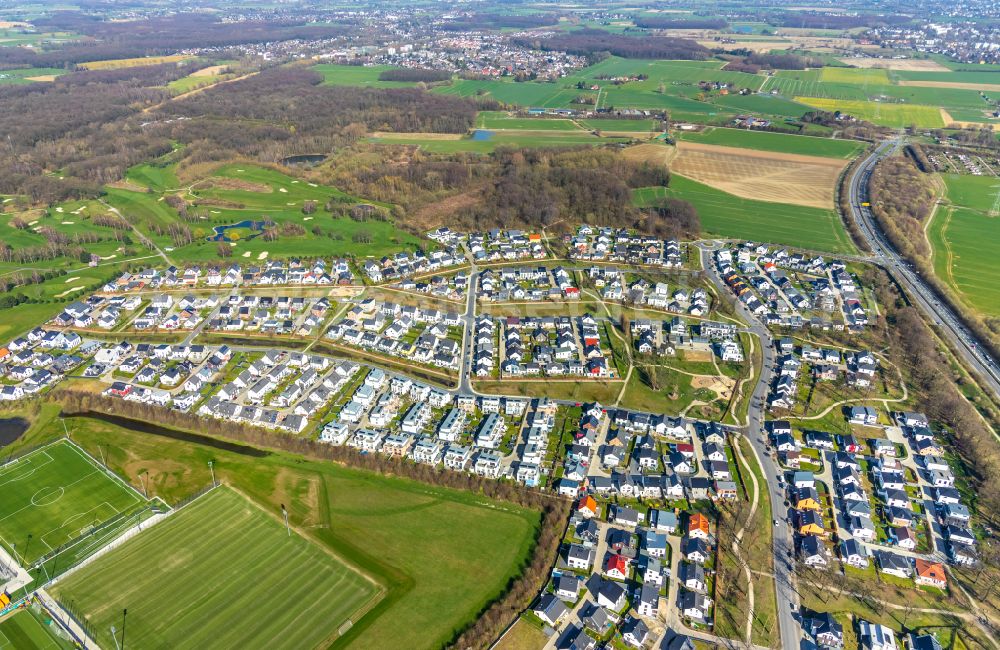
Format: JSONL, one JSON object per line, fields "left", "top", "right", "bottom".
{"left": 670, "top": 141, "right": 846, "bottom": 209}
{"left": 80, "top": 55, "right": 191, "bottom": 70}
{"left": 897, "top": 80, "right": 1000, "bottom": 92}
{"left": 837, "top": 58, "right": 951, "bottom": 71}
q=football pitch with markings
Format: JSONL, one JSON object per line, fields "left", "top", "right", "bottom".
{"left": 50, "top": 486, "right": 380, "bottom": 650}
{"left": 0, "top": 440, "right": 145, "bottom": 565}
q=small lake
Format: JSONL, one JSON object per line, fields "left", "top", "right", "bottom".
{"left": 471, "top": 130, "right": 494, "bottom": 141}
{"left": 0, "top": 417, "right": 29, "bottom": 447}
{"left": 206, "top": 219, "right": 266, "bottom": 242}
{"left": 281, "top": 154, "right": 327, "bottom": 166}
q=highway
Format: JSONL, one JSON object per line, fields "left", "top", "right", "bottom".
{"left": 847, "top": 141, "right": 1000, "bottom": 397}
{"left": 699, "top": 244, "right": 802, "bottom": 650}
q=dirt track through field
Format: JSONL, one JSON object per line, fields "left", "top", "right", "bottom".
{"left": 670, "top": 141, "right": 847, "bottom": 209}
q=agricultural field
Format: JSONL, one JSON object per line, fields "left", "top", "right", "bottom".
{"left": 0, "top": 28, "right": 78, "bottom": 48}
{"left": 668, "top": 140, "right": 848, "bottom": 209}
{"left": 0, "top": 67, "right": 64, "bottom": 85}
{"left": 794, "top": 96, "right": 946, "bottom": 128}
{"left": 51, "top": 487, "right": 380, "bottom": 650}
{"left": 0, "top": 606, "right": 74, "bottom": 650}
{"left": 312, "top": 63, "right": 422, "bottom": 88}
{"left": 675, "top": 126, "right": 865, "bottom": 159}
{"left": 476, "top": 112, "right": 583, "bottom": 131}
{"left": 0, "top": 440, "right": 147, "bottom": 565}
{"left": 634, "top": 174, "right": 856, "bottom": 253}
{"left": 369, "top": 130, "right": 630, "bottom": 153}
{"left": 929, "top": 173, "right": 1000, "bottom": 318}
{"left": 78, "top": 55, "right": 191, "bottom": 70}
{"left": 166, "top": 63, "right": 236, "bottom": 95}
{"left": 32, "top": 413, "right": 540, "bottom": 650}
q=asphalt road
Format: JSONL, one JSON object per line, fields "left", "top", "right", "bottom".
{"left": 848, "top": 141, "right": 1000, "bottom": 397}
{"left": 698, "top": 244, "right": 802, "bottom": 650}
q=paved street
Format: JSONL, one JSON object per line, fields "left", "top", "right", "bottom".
{"left": 698, "top": 243, "right": 802, "bottom": 650}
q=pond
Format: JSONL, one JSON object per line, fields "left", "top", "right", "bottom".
{"left": 0, "top": 417, "right": 29, "bottom": 447}
{"left": 471, "top": 129, "right": 494, "bottom": 141}
{"left": 206, "top": 219, "right": 266, "bottom": 242}
{"left": 280, "top": 153, "right": 327, "bottom": 167}
{"left": 70, "top": 413, "right": 270, "bottom": 457}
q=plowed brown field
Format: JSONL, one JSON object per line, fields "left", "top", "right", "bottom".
{"left": 670, "top": 141, "right": 848, "bottom": 209}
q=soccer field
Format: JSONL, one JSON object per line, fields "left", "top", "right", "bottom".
{"left": 0, "top": 607, "right": 73, "bottom": 650}
{"left": 50, "top": 486, "right": 380, "bottom": 650}
{"left": 0, "top": 440, "right": 146, "bottom": 565}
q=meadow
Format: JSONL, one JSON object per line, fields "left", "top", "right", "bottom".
{"left": 313, "top": 63, "right": 422, "bottom": 88}
{"left": 0, "top": 67, "right": 64, "bottom": 84}
{"left": 675, "top": 126, "right": 864, "bottom": 159}
{"left": 369, "top": 130, "right": 630, "bottom": 153}
{"left": 634, "top": 174, "right": 856, "bottom": 253}
{"left": 0, "top": 439, "right": 146, "bottom": 565}
{"left": 794, "top": 96, "right": 945, "bottom": 128}
{"left": 929, "top": 173, "right": 1000, "bottom": 318}
{"left": 31, "top": 413, "right": 541, "bottom": 650}
{"left": 51, "top": 487, "right": 380, "bottom": 650}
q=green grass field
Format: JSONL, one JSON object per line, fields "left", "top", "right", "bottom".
{"left": 635, "top": 174, "right": 856, "bottom": 253}
{"left": 0, "top": 68, "right": 64, "bottom": 85}
{"left": 29, "top": 413, "right": 540, "bottom": 650}
{"left": 0, "top": 440, "right": 146, "bottom": 565}
{"left": 312, "top": 63, "right": 422, "bottom": 88}
{"left": 476, "top": 112, "right": 583, "bottom": 130}
{"left": 51, "top": 486, "right": 379, "bottom": 650}
{"left": 795, "top": 96, "right": 945, "bottom": 128}
{"left": 369, "top": 131, "right": 630, "bottom": 153}
{"left": 0, "top": 607, "right": 73, "bottom": 650}
{"left": 675, "top": 126, "right": 864, "bottom": 159}
{"left": 820, "top": 67, "right": 891, "bottom": 85}
{"left": 929, "top": 173, "right": 1000, "bottom": 318}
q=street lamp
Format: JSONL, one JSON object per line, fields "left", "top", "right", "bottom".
{"left": 121, "top": 609, "right": 127, "bottom": 650}
{"left": 208, "top": 461, "right": 216, "bottom": 487}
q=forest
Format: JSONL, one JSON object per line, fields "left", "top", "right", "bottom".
{"left": 513, "top": 29, "right": 712, "bottom": 61}
{"left": 0, "top": 12, "right": 350, "bottom": 67}
{"left": 0, "top": 66, "right": 487, "bottom": 202}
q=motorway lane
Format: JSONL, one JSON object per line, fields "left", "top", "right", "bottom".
{"left": 848, "top": 142, "right": 1000, "bottom": 397}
